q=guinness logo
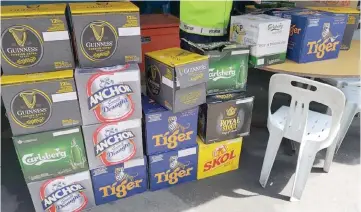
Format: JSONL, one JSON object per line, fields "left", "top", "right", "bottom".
{"left": 147, "top": 65, "right": 161, "bottom": 96}
{"left": 9, "top": 27, "right": 27, "bottom": 47}
{"left": 90, "top": 22, "right": 105, "bottom": 42}
{"left": 20, "top": 91, "right": 37, "bottom": 109}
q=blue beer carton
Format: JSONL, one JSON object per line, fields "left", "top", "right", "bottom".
{"left": 142, "top": 95, "right": 199, "bottom": 155}
{"left": 148, "top": 146, "right": 198, "bottom": 191}
{"left": 90, "top": 157, "right": 148, "bottom": 205}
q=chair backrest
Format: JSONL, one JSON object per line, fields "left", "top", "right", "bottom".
{"left": 268, "top": 74, "right": 345, "bottom": 144}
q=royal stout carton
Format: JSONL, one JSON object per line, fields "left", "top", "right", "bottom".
{"left": 199, "top": 93, "right": 254, "bottom": 144}
{"left": 1, "top": 4, "right": 74, "bottom": 75}
{"left": 230, "top": 14, "right": 291, "bottom": 67}
{"left": 148, "top": 146, "right": 198, "bottom": 191}
{"left": 75, "top": 64, "right": 142, "bottom": 126}
{"left": 142, "top": 95, "right": 198, "bottom": 155}
{"left": 145, "top": 48, "right": 208, "bottom": 113}
{"left": 1, "top": 70, "right": 82, "bottom": 136}
{"left": 91, "top": 157, "right": 147, "bottom": 205}
{"left": 197, "top": 136, "right": 242, "bottom": 180}
{"left": 27, "top": 171, "right": 96, "bottom": 212}
{"left": 82, "top": 119, "right": 143, "bottom": 170}
{"left": 181, "top": 39, "right": 250, "bottom": 95}
{"left": 69, "top": 2, "right": 141, "bottom": 68}
{"left": 13, "top": 127, "right": 88, "bottom": 183}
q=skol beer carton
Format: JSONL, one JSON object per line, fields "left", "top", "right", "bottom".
{"left": 90, "top": 157, "right": 147, "bottom": 205}
{"left": 145, "top": 47, "right": 208, "bottom": 113}
{"left": 199, "top": 93, "right": 254, "bottom": 144}
{"left": 181, "top": 39, "right": 250, "bottom": 95}
{"left": 13, "top": 127, "right": 88, "bottom": 183}
{"left": 82, "top": 119, "right": 143, "bottom": 170}
{"left": 142, "top": 95, "right": 198, "bottom": 155}
{"left": 69, "top": 2, "right": 141, "bottom": 68}
{"left": 148, "top": 146, "right": 198, "bottom": 191}
{"left": 1, "top": 4, "right": 74, "bottom": 75}
{"left": 1, "top": 70, "right": 82, "bottom": 136}
{"left": 197, "top": 136, "right": 242, "bottom": 180}
{"left": 230, "top": 14, "right": 291, "bottom": 67}
{"left": 75, "top": 64, "right": 142, "bottom": 126}
{"left": 27, "top": 171, "right": 96, "bottom": 212}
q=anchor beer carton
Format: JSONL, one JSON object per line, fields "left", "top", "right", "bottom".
{"left": 197, "top": 136, "right": 242, "bottom": 180}
{"left": 142, "top": 95, "right": 198, "bottom": 155}
{"left": 181, "top": 39, "right": 250, "bottom": 95}
{"left": 27, "top": 171, "right": 96, "bottom": 212}
{"left": 82, "top": 119, "right": 144, "bottom": 170}
{"left": 199, "top": 93, "right": 254, "bottom": 144}
{"left": 1, "top": 70, "right": 82, "bottom": 136}
{"left": 145, "top": 48, "right": 208, "bottom": 113}
{"left": 13, "top": 127, "right": 88, "bottom": 183}
{"left": 69, "top": 2, "right": 141, "bottom": 68}
{"left": 148, "top": 146, "right": 198, "bottom": 191}
{"left": 75, "top": 64, "right": 142, "bottom": 126}
{"left": 1, "top": 4, "right": 74, "bottom": 75}
{"left": 90, "top": 157, "right": 147, "bottom": 205}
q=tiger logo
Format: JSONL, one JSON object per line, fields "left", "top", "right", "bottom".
{"left": 317, "top": 23, "right": 339, "bottom": 44}
{"left": 168, "top": 116, "right": 190, "bottom": 133}
{"left": 114, "top": 167, "right": 138, "bottom": 182}
{"left": 169, "top": 156, "right": 190, "bottom": 170}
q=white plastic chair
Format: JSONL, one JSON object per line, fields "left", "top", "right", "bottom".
{"left": 321, "top": 77, "right": 361, "bottom": 88}
{"left": 259, "top": 74, "right": 345, "bottom": 202}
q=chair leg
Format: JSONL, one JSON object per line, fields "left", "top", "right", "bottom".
{"left": 324, "top": 140, "right": 337, "bottom": 173}
{"left": 335, "top": 104, "right": 357, "bottom": 153}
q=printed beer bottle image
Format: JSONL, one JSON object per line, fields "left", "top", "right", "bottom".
{"left": 70, "top": 138, "right": 86, "bottom": 169}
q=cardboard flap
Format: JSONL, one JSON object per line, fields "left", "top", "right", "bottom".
{"left": 69, "top": 2, "right": 139, "bottom": 14}
{"left": 1, "top": 3, "right": 66, "bottom": 17}
{"left": 175, "top": 60, "right": 208, "bottom": 89}
{"left": 1, "top": 70, "right": 73, "bottom": 85}
{"left": 141, "top": 95, "right": 167, "bottom": 115}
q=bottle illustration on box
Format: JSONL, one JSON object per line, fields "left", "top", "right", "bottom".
{"left": 70, "top": 139, "right": 86, "bottom": 170}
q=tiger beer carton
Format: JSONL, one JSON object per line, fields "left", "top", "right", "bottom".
{"left": 142, "top": 95, "right": 198, "bottom": 155}
{"left": 27, "top": 171, "right": 96, "bottom": 212}
{"left": 82, "top": 119, "right": 143, "bottom": 170}
{"left": 90, "top": 157, "right": 147, "bottom": 205}
{"left": 197, "top": 136, "right": 242, "bottom": 180}
{"left": 145, "top": 48, "right": 208, "bottom": 113}
{"left": 1, "top": 70, "right": 82, "bottom": 136}
{"left": 75, "top": 64, "right": 142, "bottom": 126}
{"left": 1, "top": 4, "right": 74, "bottom": 75}
{"left": 148, "top": 146, "right": 198, "bottom": 191}
{"left": 69, "top": 2, "right": 141, "bottom": 68}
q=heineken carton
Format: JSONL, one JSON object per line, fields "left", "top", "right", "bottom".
{"left": 198, "top": 93, "right": 254, "bottom": 144}
{"left": 1, "top": 70, "right": 82, "bottom": 136}
{"left": 91, "top": 157, "right": 147, "bottom": 205}
{"left": 13, "top": 127, "right": 88, "bottom": 183}
{"left": 82, "top": 119, "right": 144, "bottom": 170}
{"left": 1, "top": 4, "right": 74, "bottom": 75}
{"left": 75, "top": 64, "right": 142, "bottom": 126}
{"left": 27, "top": 171, "right": 96, "bottom": 212}
{"left": 145, "top": 48, "right": 208, "bottom": 113}
{"left": 69, "top": 2, "right": 141, "bottom": 68}
{"left": 181, "top": 39, "right": 250, "bottom": 95}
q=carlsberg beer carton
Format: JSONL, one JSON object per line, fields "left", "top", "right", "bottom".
{"left": 230, "top": 14, "right": 291, "bottom": 67}
{"left": 197, "top": 136, "right": 242, "bottom": 180}
{"left": 82, "top": 119, "right": 143, "bottom": 170}
{"left": 13, "top": 127, "right": 88, "bottom": 183}
{"left": 199, "top": 93, "right": 254, "bottom": 144}
{"left": 1, "top": 70, "right": 82, "bottom": 136}
{"left": 27, "top": 171, "right": 96, "bottom": 212}
{"left": 91, "top": 157, "right": 147, "bottom": 205}
{"left": 145, "top": 48, "right": 208, "bottom": 113}
{"left": 69, "top": 2, "right": 141, "bottom": 68}
{"left": 1, "top": 4, "right": 74, "bottom": 75}
{"left": 142, "top": 95, "right": 198, "bottom": 155}
{"left": 75, "top": 64, "right": 142, "bottom": 126}
{"left": 148, "top": 146, "right": 198, "bottom": 191}
{"left": 181, "top": 39, "right": 250, "bottom": 95}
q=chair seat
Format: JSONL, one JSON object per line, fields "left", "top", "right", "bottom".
{"left": 341, "top": 86, "right": 361, "bottom": 107}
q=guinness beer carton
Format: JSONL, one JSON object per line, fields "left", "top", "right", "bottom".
{"left": 13, "top": 127, "right": 88, "bottom": 183}
{"left": 142, "top": 95, "right": 198, "bottom": 155}
{"left": 148, "top": 146, "right": 198, "bottom": 191}
{"left": 199, "top": 93, "right": 254, "bottom": 144}
{"left": 82, "top": 119, "right": 143, "bottom": 170}
{"left": 75, "top": 64, "right": 142, "bottom": 126}
{"left": 1, "top": 4, "right": 74, "bottom": 75}
{"left": 145, "top": 48, "right": 208, "bottom": 113}
{"left": 90, "top": 157, "right": 147, "bottom": 205}
{"left": 230, "top": 14, "right": 291, "bottom": 67}
{"left": 181, "top": 39, "right": 250, "bottom": 95}
{"left": 69, "top": 2, "right": 141, "bottom": 68}
{"left": 27, "top": 171, "right": 96, "bottom": 212}
{"left": 1, "top": 70, "right": 82, "bottom": 136}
